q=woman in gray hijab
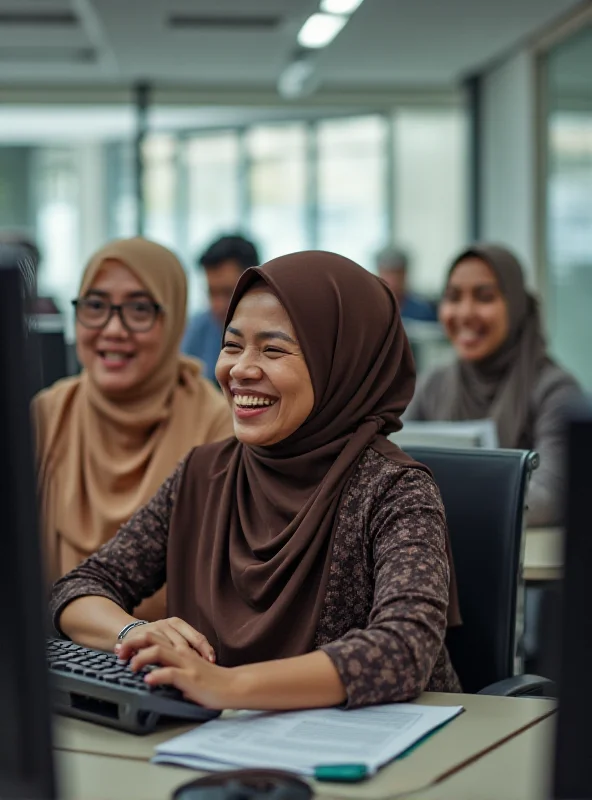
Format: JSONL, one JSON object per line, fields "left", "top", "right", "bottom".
{"left": 406, "top": 243, "right": 583, "bottom": 527}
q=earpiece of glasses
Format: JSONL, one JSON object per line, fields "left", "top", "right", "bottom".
{"left": 72, "top": 297, "right": 162, "bottom": 332}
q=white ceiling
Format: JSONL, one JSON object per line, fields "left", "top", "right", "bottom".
{"left": 0, "top": 0, "right": 583, "bottom": 91}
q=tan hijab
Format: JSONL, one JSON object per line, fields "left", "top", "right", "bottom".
{"left": 34, "top": 238, "right": 233, "bottom": 605}
{"left": 168, "top": 251, "right": 460, "bottom": 667}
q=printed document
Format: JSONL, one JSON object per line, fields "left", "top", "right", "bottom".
{"left": 153, "top": 703, "right": 464, "bottom": 776}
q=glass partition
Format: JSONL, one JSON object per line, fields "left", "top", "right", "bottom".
{"left": 143, "top": 134, "right": 178, "bottom": 250}
{"left": 182, "top": 132, "right": 241, "bottom": 311}
{"left": 317, "top": 115, "right": 388, "bottom": 270}
{"left": 105, "top": 141, "right": 136, "bottom": 241}
{"left": 393, "top": 109, "right": 467, "bottom": 298}
{"left": 246, "top": 123, "right": 308, "bottom": 261}
{"left": 0, "top": 104, "right": 467, "bottom": 333}
{"left": 544, "top": 25, "right": 592, "bottom": 390}
{"left": 33, "top": 147, "right": 80, "bottom": 325}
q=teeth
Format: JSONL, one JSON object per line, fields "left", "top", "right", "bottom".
{"left": 233, "top": 394, "right": 276, "bottom": 408}
{"left": 103, "top": 352, "right": 128, "bottom": 362}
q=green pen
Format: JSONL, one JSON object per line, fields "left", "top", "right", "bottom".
{"left": 314, "top": 764, "right": 368, "bottom": 782}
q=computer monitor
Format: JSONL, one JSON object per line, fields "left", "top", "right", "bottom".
{"left": 552, "top": 407, "right": 592, "bottom": 800}
{"left": 0, "top": 261, "right": 55, "bottom": 798}
{"left": 391, "top": 419, "right": 499, "bottom": 450}
{"left": 34, "top": 314, "right": 70, "bottom": 390}
{"left": 0, "top": 243, "right": 44, "bottom": 399}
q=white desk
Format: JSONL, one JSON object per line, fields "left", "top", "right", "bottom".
{"left": 54, "top": 693, "right": 556, "bottom": 800}
{"left": 524, "top": 527, "right": 563, "bottom": 582}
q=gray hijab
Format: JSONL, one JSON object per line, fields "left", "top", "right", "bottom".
{"left": 438, "top": 244, "right": 550, "bottom": 448}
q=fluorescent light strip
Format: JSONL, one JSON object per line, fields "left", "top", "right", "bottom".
{"left": 297, "top": 12, "right": 347, "bottom": 49}
{"left": 320, "top": 0, "right": 364, "bottom": 14}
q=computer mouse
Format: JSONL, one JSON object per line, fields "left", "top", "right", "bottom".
{"left": 172, "top": 769, "right": 312, "bottom": 800}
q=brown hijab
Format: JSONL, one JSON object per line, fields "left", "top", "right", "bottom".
{"left": 168, "top": 251, "right": 460, "bottom": 667}
{"left": 34, "top": 237, "right": 233, "bottom": 589}
{"left": 437, "top": 244, "right": 551, "bottom": 448}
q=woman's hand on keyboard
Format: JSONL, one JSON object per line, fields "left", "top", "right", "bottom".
{"left": 116, "top": 617, "right": 216, "bottom": 663}
{"left": 124, "top": 629, "right": 235, "bottom": 710}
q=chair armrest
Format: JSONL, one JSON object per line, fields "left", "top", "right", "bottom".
{"left": 477, "top": 674, "right": 556, "bottom": 698}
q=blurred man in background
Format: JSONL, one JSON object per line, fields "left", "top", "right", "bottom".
{"left": 376, "top": 247, "right": 437, "bottom": 322}
{"left": 182, "top": 234, "right": 260, "bottom": 382}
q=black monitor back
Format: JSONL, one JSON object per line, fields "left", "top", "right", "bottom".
{"left": 0, "top": 264, "right": 55, "bottom": 798}
{"left": 552, "top": 410, "right": 592, "bottom": 800}
{"left": 34, "top": 316, "right": 70, "bottom": 390}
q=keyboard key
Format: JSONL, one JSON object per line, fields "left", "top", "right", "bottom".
{"left": 119, "top": 679, "right": 143, "bottom": 689}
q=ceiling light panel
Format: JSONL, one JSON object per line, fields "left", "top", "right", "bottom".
{"left": 320, "top": 0, "right": 364, "bottom": 14}
{"left": 297, "top": 13, "right": 347, "bottom": 49}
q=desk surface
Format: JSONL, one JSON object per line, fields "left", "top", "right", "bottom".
{"left": 413, "top": 713, "right": 554, "bottom": 800}
{"left": 54, "top": 692, "right": 555, "bottom": 800}
{"left": 524, "top": 527, "right": 562, "bottom": 582}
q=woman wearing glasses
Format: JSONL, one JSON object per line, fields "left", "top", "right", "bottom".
{"left": 34, "top": 238, "right": 233, "bottom": 620}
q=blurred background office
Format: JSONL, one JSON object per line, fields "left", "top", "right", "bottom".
{"left": 0, "top": 0, "right": 590, "bottom": 395}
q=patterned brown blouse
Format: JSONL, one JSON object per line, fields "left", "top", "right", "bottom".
{"left": 50, "top": 446, "right": 461, "bottom": 708}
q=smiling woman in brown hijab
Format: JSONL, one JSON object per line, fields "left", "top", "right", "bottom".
{"left": 406, "top": 243, "right": 582, "bottom": 526}
{"left": 50, "top": 250, "right": 460, "bottom": 711}
{"left": 34, "top": 237, "right": 233, "bottom": 618}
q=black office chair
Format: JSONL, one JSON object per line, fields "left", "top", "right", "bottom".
{"left": 405, "top": 446, "right": 553, "bottom": 697}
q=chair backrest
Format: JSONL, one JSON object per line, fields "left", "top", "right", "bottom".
{"left": 404, "top": 446, "right": 538, "bottom": 693}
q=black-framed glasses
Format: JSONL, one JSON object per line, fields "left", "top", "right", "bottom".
{"left": 72, "top": 297, "right": 162, "bottom": 333}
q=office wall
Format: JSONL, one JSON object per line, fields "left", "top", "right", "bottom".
{"left": 479, "top": 50, "right": 538, "bottom": 285}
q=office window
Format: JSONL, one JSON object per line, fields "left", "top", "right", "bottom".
{"left": 143, "top": 134, "right": 178, "bottom": 250}
{"left": 544, "top": 25, "right": 592, "bottom": 390}
{"left": 317, "top": 115, "right": 388, "bottom": 270}
{"left": 0, "top": 104, "right": 468, "bottom": 330}
{"left": 392, "top": 109, "right": 467, "bottom": 298}
{"left": 105, "top": 142, "right": 136, "bottom": 240}
{"left": 33, "top": 147, "right": 81, "bottom": 328}
{"left": 184, "top": 133, "right": 241, "bottom": 311}
{"left": 246, "top": 123, "right": 308, "bottom": 261}
{"left": 184, "top": 132, "right": 241, "bottom": 255}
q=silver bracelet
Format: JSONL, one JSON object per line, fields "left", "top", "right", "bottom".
{"left": 117, "top": 620, "right": 148, "bottom": 642}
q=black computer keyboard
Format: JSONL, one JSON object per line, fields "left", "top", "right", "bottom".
{"left": 47, "top": 637, "right": 220, "bottom": 734}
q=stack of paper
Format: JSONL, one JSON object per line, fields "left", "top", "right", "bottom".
{"left": 153, "top": 703, "right": 464, "bottom": 777}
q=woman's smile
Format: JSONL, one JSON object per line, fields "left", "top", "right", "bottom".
{"left": 231, "top": 389, "right": 279, "bottom": 419}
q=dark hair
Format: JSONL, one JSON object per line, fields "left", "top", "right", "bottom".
{"left": 198, "top": 235, "right": 260, "bottom": 273}
{"left": 375, "top": 247, "right": 409, "bottom": 273}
